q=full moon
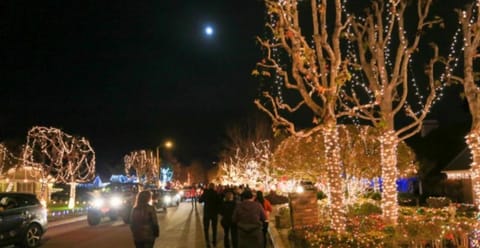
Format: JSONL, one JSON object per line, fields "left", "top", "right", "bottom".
{"left": 205, "top": 26, "right": 214, "bottom": 36}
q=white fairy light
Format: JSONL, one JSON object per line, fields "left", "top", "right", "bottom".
{"left": 124, "top": 149, "right": 158, "bottom": 187}
{"left": 25, "top": 126, "right": 95, "bottom": 209}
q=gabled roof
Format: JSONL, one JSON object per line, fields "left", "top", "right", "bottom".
{"left": 442, "top": 147, "right": 472, "bottom": 172}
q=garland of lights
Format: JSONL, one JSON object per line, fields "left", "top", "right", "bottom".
{"left": 343, "top": 0, "right": 442, "bottom": 225}
{"left": 124, "top": 149, "right": 158, "bottom": 186}
{"left": 218, "top": 140, "right": 275, "bottom": 190}
{"left": 25, "top": 126, "right": 95, "bottom": 208}
{"left": 458, "top": 1, "right": 480, "bottom": 210}
{"left": 0, "top": 144, "right": 7, "bottom": 175}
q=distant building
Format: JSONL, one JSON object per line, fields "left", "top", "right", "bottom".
{"left": 421, "top": 119, "right": 439, "bottom": 137}
{"left": 0, "top": 166, "right": 55, "bottom": 204}
{"left": 441, "top": 148, "right": 473, "bottom": 204}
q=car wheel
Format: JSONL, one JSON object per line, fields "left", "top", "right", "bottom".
{"left": 22, "top": 224, "right": 43, "bottom": 248}
{"left": 87, "top": 211, "right": 101, "bottom": 226}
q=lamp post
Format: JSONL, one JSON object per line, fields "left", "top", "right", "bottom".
{"left": 156, "top": 140, "right": 174, "bottom": 187}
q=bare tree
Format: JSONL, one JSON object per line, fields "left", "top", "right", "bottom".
{"left": 124, "top": 149, "right": 158, "bottom": 187}
{"left": 25, "top": 126, "right": 95, "bottom": 209}
{"left": 254, "top": 0, "right": 376, "bottom": 231}
{"left": 346, "top": 0, "right": 441, "bottom": 224}
{"left": 218, "top": 140, "right": 275, "bottom": 190}
{"left": 449, "top": 1, "right": 480, "bottom": 206}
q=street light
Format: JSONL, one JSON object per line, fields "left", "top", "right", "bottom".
{"left": 156, "top": 140, "right": 174, "bottom": 168}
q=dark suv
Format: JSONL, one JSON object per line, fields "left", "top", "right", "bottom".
{"left": 0, "top": 193, "right": 48, "bottom": 247}
{"left": 87, "top": 183, "right": 138, "bottom": 226}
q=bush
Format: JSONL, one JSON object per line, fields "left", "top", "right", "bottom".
{"left": 363, "top": 191, "right": 381, "bottom": 201}
{"left": 398, "top": 192, "right": 417, "bottom": 206}
{"left": 426, "top": 197, "right": 451, "bottom": 208}
{"left": 350, "top": 202, "right": 382, "bottom": 216}
{"left": 317, "top": 191, "right": 327, "bottom": 200}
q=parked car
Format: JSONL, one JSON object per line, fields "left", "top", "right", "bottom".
{"left": 87, "top": 183, "right": 138, "bottom": 226}
{"left": 152, "top": 189, "right": 181, "bottom": 212}
{"left": 0, "top": 192, "right": 48, "bottom": 247}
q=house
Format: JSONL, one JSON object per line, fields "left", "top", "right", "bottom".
{"left": 0, "top": 166, "right": 55, "bottom": 204}
{"left": 441, "top": 147, "right": 473, "bottom": 204}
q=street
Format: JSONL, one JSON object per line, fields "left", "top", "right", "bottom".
{"left": 41, "top": 202, "right": 219, "bottom": 248}
{"left": 0, "top": 200, "right": 275, "bottom": 248}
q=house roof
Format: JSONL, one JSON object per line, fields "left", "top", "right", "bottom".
{"left": 442, "top": 147, "right": 472, "bottom": 172}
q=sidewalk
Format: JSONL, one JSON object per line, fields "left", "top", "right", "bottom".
{"left": 268, "top": 205, "right": 291, "bottom": 248}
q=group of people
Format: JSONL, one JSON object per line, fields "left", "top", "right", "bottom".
{"left": 199, "top": 183, "right": 273, "bottom": 248}
{"left": 127, "top": 183, "right": 272, "bottom": 248}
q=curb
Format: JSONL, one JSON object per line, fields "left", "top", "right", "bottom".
{"left": 268, "top": 205, "right": 291, "bottom": 248}
{"left": 269, "top": 224, "right": 289, "bottom": 248}
{"left": 49, "top": 215, "right": 87, "bottom": 228}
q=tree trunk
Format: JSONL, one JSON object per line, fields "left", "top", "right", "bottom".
{"left": 380, "top": 130, "right": 399, "bottom": 224}
{"left": 323, "top": 124, "right": 346, "bottom": 232}
{"left": 68, "top": 181, "right": 77, "bottom": 210}
{"left": 467, "top": 129, "right": 480, "bottom": 207}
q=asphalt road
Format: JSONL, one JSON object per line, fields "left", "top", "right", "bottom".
{"left": 41, "top": 202, "right": 218, "bottom": 248}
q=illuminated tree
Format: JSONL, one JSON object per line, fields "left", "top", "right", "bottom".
{"left": 124, "top": 149, "right": 158, "bottom": 187}
{"left": 273, "top": 125, "right": 417, "bottom": 179}
{"left": 273, "top": 125, "right": 417, "bottom": 204}
{"left": 25, "top": 126, "right": 96, "bottom": 209}
{"left": 345, "top": 0, "right": 442, "bottom": 224}
{"left": 218, "top": 140, "right": 275, "bottom": 190}
{"left": 254, "top": 0, "right": 374, "bottom": 232}
{"left": 0, "top": 143, "right": 7, "bottom": 175}
{"left": 449, "top": 1, "right": 480, "bottom": 207}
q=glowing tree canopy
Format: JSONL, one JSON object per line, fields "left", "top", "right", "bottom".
{"left": 218, "top": 140, "right": 275, "bottom": 190}
{"left": 273, "top": 125, "right": 417, "bottom": 180}
{"left": 25, "top": 126, "right": 96, "bottom": 208}
{"left": 124, "top": 149, "right": 158, "bottom": 187}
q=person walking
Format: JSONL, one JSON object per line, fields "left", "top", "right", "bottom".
{"left": 190, "top": 184, "right": 197, "bottom": 208}
{"left": 256, "top": 190, "right": 272, "bottom": 248}
{"left": 129, "top": 190, "right": 160, "bottom": 248}
{"left": 199, "top": 183, "right": 221, "bottom": 247}
{"left": 220, "top": 190, "right": 238, "bottom": 248}
{"left": 233, "top": 190, "right": 266, "bottom": 248}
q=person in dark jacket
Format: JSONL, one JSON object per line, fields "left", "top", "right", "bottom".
{"left": 220, "top": 190, "right": 237, "bottom": 248}
{"left": 199, "top": 183, "right": 221, "bottom": 247}
{"left": 233, "top": 190, "right": 266, "bottom": 248}
{"left": 129, "top": 190, "right": 159, "bottom": 248}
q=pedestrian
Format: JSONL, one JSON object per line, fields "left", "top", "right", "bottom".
{"left": 199, "top": 182, "right": 221, "bottom": 247}
{"left": 190, "top": 184, "right": 197, "bottom": 208}
{"left": 256, "top": 190, "right": 272, "bottom": 248}
{"left": 233, "top": 190, "right": 265, "bottom": 248}
{"left": 129, "top": 190, "right": 160, "bottom": 248}
{"left": 220, "top": 190, "right": 238, "bottom": 248}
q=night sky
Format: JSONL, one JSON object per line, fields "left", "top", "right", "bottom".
{"left": 0, "top": 1, "right": 473, "bottom": 174}
{"left": 0, "top": 1, "right": 266, "bottom": 170}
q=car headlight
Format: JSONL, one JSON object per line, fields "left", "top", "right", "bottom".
{"left": 179, "top": 191, "right": 184, "bottom": 196}
{"left": 92, "top": 198, "right": 105, "bottom": 208}
{"left": 163, "top": 195, "right": 172, "bottom": 204}
{"left": 110, "top": 196, "right": 122, "bottom": 208}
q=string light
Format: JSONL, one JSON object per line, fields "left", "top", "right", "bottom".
{"left": 124, "top": 149, "right": 159, "bottom": 187}
{"left": 25, "top": 126, "right": 95, "bottom": 209}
